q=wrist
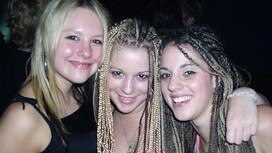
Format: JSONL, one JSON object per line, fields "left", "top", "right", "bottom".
{"left": 227, "top": 88, "right": 259, "bottom": 104}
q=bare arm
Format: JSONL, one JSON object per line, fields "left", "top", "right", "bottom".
{"left": 0, "top": 102, "right": 49, "bottom": 153}
{"left": 226, "top": 87, "right": 269, "bottom": 144}
{"left": 251, "top": 105, "right": 272, "bottom": 152}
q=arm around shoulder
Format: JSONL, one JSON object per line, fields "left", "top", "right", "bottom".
{"left": 0, "top": 102, "right": 49, "bottom": 153}
{"left": 252, "top": 105, "right": 272, "bottom": 153}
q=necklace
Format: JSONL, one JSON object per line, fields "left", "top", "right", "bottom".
{"left": 116, "top": 113, "right": 140, "bottom": 153}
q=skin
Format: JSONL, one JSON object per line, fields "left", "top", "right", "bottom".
{"left": 109, "top": 47, "right": 151, "bottom": 152}
{"left": 160, "top": 43, "right": 272, "bottom": 152}
{"left": 160, "top": 44, "right": 216, "bottom": 127}
{"left": 55, "top": 7, "right": 103, "bottom": 86}
{"left": 0, "top": 7, "right": 104, "bottom": 153}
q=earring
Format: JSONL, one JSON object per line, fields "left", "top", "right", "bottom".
{"left": 44, "top": 58, "right": 48, "bottom": 73}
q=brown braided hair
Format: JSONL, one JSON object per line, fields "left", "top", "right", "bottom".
{"left": 160, "top": 26, "right": 256, "bottom": 153}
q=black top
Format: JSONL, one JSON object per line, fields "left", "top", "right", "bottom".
{"left": 67, "top": 131, "right": 97, "bottom": 153}
{"left": 11, "top": 94, "right": 66, "bottom": 153}
{"left": 61, "top": 99, "right": 96, "bottom": 134}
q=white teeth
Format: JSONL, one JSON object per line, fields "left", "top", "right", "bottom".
{"left": 173, "top": 96, "right": 192, "bottom": 103}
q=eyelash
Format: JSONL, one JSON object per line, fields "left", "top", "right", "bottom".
{"left": 110, "top": 71, "right": 149, "bottom": 80}
{"left": 66, "top": 35, "right": 78, "bottom": 40}
{"left": 137, "top": 74, "right": 149, "bottom": 80}
{"left": 111, "top": 71, "right": 123, "bottom": 78}
{"left": 160, "top": 70, "right": 196, "bottom": 80}
{"left": 66, "top": 35, "right": 102, "bottom": 46}
{"left": 92, "top": 39, "right": 102, "bottom": 45}
{"left": 160, "top": 73, "right": 170, "bottom": 80}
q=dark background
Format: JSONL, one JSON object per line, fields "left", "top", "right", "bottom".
{"left": 100, "top": 0, "right": 272, "bottom": 101}
{"left": 1, "top": 0, "right": 271, "bottom": 101}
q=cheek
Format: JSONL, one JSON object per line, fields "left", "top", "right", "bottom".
{"left": 108, "top": 76, "right": 120, "bottom": 91}
{"left": 137, "top": 82, "right": 149, "bottom": 97}
{"left": 91, "top": 47, "right": 103, "bottom": 62}
{"left": 56, "top": 42, "right": 75, "bottom": 59}
{"left": 193, "top": 77, "right": 214, "bottom": 102}
{"left": 160, "top": 81, "right": 169, "bottom": 96}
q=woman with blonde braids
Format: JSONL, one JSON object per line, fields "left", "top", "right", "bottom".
{"left": 159, "top": 26, "right": 272, "bottom": 152}
{"left": 96, "top": 19, "right": 264, "bottom": 153}
{"left": 97, "top": 18, "right": 162, "bottom": 153}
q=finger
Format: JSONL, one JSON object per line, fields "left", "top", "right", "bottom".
{"left": 226, "top": 127, "right": 235, "bottom": 144}
{"left": 242, "top": 128, "right": 250, "bottom": 141}
{"left": 250, "top": 121, "right": 258, "bottom": 135}
{"left": 235, "top": 128, "right": 243, "bottom": 145}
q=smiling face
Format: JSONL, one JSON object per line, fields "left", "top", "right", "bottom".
{"left": 160, "top": 43, "right": 216, "bottom": 125}
{"left": 54, "top": 7, "right": 103, "bottom": 85}
{"left": 108, "top": 47, "right": 150, "bottom": 114}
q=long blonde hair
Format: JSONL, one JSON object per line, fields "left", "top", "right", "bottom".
{"left": 23, "top": 0, "right": 110, "bottom": 142}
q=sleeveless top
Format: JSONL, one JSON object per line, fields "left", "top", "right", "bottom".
{"left": 12, "top": 94, "right": 66, "bottom": 153}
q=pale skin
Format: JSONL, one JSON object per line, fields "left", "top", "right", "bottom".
{"left": 160, "top": 43, "right": 272, "bottom": 152}
{"left": 109, "top": 47, "right": 150, "bottom": 152}
{"left": 108, "top": 45, "right": 260, "bottom": 152}
{"left": 0, "top": 7, "right": 104, "bottom": 153}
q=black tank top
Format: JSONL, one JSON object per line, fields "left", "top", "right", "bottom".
{"left": 12, "top": 94, "right": 66, "bottom": 153}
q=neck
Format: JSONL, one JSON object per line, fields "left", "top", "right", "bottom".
{"left": 113, "top": 110, "right": 145, "bottom": 153}
{"left": 191, "top": 103, "right": 213, "bottom": 144}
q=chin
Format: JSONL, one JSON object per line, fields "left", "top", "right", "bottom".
{"left": 173, "top": 112, "right": 192, "bottom": 121}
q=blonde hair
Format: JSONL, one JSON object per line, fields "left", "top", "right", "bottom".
{"left": 97, "top": 18, "right": 162, "bottom": 152}
{"left": 23, "top": 0, "right": 110, "bottom": 141}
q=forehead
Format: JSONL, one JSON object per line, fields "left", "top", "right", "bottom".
{"left": 110, "top": 47, "right": 150, "bottom": 69}
{"left": 162, "top": 43, "right": 207, "bottom": 67}
{"left": 64, "top": 7, "right": 103, "bottom": 34}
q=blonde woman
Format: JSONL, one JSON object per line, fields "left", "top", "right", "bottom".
{"left": 0, "top": 0, "right": 110, "bottom": 152}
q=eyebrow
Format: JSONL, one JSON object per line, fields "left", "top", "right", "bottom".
{"left": 62, "top": 29, "right": 103, "bottom": 38}
{"left": 160, "top": 63, "right": 195, "bottom": 71}
{"left": 110, "top": 67, "right": 150, "bottom": 74}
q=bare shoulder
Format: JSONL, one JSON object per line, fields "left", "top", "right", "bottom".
{"left": 0, "top": 102, "right": 50, "bottom": 152}
{"left": 252, "top": 105, "right": 272, "bottom": 152}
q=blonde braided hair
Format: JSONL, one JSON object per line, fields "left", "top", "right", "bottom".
{"left": 97, "top": 18, "right": 162, "bottom": 153}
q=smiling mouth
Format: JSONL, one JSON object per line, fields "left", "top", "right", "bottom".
{"left": 70, "top": 61, "right": 91, "bottom": 69}
{"left": 119, "top": 96, "right": 136, "bottom": 103}
{"left": 172, "top": 96, "right": 192, "bottom": 103}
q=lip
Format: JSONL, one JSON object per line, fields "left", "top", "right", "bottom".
{"left": 172, "top": 95, "right": 192, "bottom": 103}
{"left": 70, "top": 61, "right": 91, "bottom": 69}
{"left": 170, "top": 95, "right": 192, "bottom": 107}
{"left": 118, "top": 95, "right": 136, "bottom": 104}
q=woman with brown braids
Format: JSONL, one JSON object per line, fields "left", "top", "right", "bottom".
{"left": 159, "top": 26, "right": 272, "bottom": 152}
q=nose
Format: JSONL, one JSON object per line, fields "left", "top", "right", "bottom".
{"left": 78, "top": 41, "right": 92, "bottom": 58}
{"left": 121, "top": 77, "right": 134, "bottom": 95}
{"left": 168, "top": 74, "right": 184, "bottom": 92}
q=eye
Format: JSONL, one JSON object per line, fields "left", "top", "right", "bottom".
{"left": 184, "top": 70, "right": 196, "bottom": 76}
{"left": 137, "top": 74, "right": 149, "bottom": 80}
{"left": 110, "top": 70, "right": 123, "bottom": 78}
{"left": 160, "top": 73, "right": 171, "bottom": 80}
{"left": 92, "top": 39, "right": 103, "bottom": 45}
{"left": 66, "top": 35, "right": 78, "bottom": 41}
